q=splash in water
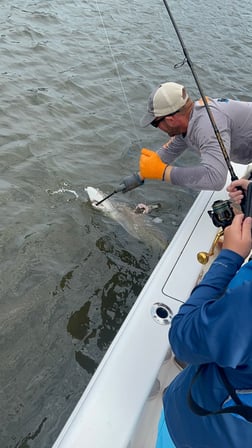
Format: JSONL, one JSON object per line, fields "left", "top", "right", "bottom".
{"left": 46, "top": 183, "right": 79, "bottom": 201}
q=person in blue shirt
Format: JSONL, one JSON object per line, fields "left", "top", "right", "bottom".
{"left": 156, "top": 213, "right": 252, "bottom": 447}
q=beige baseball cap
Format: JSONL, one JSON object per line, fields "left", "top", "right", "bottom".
{"left": 140, "top": 82, "right": 188, "bottom": 127}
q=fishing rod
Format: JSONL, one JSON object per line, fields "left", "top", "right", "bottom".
{"left": 162, "top": 0, "right": 239, "bottom": 182}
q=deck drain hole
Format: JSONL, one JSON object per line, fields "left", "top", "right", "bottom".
{"left": 151, "top": 303, "right": 173, "bottom": 325}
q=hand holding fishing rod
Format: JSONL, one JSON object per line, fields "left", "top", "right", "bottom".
{"left": 227, "top": 178, "right": 252, "bottom": 217}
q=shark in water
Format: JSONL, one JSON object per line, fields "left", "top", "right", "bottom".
{"left": 85, "top": 186, "right": 168, "bottom": 251}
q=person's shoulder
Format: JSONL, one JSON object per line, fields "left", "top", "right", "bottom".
{"left": 194, "top": 97, "right": 226, "bottom": 110}
{"left": 192, "top": 98, "right": 216, "bottom": 118}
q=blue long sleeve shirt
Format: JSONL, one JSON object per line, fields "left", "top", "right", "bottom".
{"left": 163, "top": 249, "right": 252, "bottom": 447}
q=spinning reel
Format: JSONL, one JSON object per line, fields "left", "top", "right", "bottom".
{"left": 208, "top": 200, "right": 235, "bottom": 229}
{"left": 198, "top": 184, "right": 252, "bottom": 265}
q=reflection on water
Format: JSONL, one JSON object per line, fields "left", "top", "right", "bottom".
{"left": 67, "top": 300, "right": 91, "bottom": 341}
{"left": 16, "top": 418, "right": 47, "bottom": 448}
{"left": 52, "top": 267, "right": 79, "bottom": 296}
{"left": 67, "top": 236, "right": 153, "bottom": 373}
{"left": 1, "top": 0, "right": 251, "bottom": 447}
{"left": 75, "top": 351, "right": 98, "bottom": 375}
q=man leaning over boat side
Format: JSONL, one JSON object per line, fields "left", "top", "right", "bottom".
{"left": 155, "top": 213, "right": 252, "bottom": 447}
{"left": 119, "top": 82, "right": 252, "bottom": 193}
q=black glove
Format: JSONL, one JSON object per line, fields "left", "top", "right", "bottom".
{"left": 116, "top": 173, "right": 144, "bottom": 193}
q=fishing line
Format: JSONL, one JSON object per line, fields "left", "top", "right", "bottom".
{"left": 162, "top": 0, "right": 239, "bottom": 182}
{"left": 94, "top": 0, "right": 140, "bottom": 144}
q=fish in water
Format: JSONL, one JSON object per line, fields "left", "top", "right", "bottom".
{"left": 85, "top": 186, "right": 167, "bottom": 250}
{"left": 134, "top": 203, "right": 160, "bottom": 214}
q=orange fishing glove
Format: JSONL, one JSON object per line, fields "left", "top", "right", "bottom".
{"left": 139, "top": 148, "right": 168, "bottom": 180}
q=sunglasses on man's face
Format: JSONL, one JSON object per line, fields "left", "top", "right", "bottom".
{"left": 151, "top": 116, "right": 166, "bottom": 128}
{"left": 151, "top": 109, "right": 181, "bottom": 127}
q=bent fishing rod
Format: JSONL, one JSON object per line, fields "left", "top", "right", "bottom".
{"left": 162, "top": 0, "right": 239, "bottom": 182}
